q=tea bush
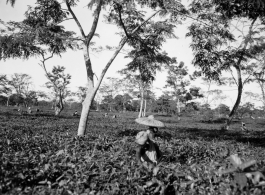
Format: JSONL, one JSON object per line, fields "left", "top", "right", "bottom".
{"left": 0, "top": 109, "right": 265, "bottom": 194}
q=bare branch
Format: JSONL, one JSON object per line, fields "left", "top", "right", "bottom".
{"left": 93, "top": 9, "right": 163, "bottom": 94}
{"left": 65, "top": 0, "right": 86, "bottom": 38}
{"left": 86, "top": 0, "right": 103, "bottom": 45}
{"left": 229, "top": 67, "right": 238, "bottom": 86}
{"left": 116, "top": 3, "right": 129, "bottom": 38}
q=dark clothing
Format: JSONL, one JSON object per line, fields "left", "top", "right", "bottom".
{"left": 136, "top": 139, "right": 162, "bottom": 165}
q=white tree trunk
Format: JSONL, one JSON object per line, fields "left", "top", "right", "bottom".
{"left": 6, "top": 96, "right": 10, "bottom": 107}
{"left": 138, "top": 98, "right": 143, "bottom": 118}
{"left": 143, "top": 99, "right": 147, "bottom": 117}
{"left": 77, "top": 91, "right": 95, "bottom": 136}
{"left": 138, "top": 87, "right": 144, "bottom": 118}
{"left": 76, "top": 9, "right": 162, "bottom": 136}
{"left": 55, "top": 106, "right": 62, "bottom": 116}
{"left": 177, "top": 98, "right": 180, "bottom": 121}
{"left": 123, "top": 102, "right": 126, "bottom": 113}
{"left": 54, "top": 97, "right": 64, "bottom": 116}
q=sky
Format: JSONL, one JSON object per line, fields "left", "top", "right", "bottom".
{"left": 0, "top": 0, "right": 262, "bottom": 108}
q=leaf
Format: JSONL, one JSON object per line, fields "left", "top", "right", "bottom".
{"left": 234, "top": 173, "right": 247, "bottom": 188}
{"left": 38, "top": 180, "right": 47, "bottom": 184}
{"left": 44, "top": 164, "right": 50, "bottom": 171}
{"left": 56, "top": 149, "right": 64, "bottom": 156}
{"left": 153, "top": 166, "right": 159, "bottom": 176}
{"left": 218, "top": 167, "right": 237, "bottom": 175}
{"left": 230, "top": 154, "right": 242, "bottom": 167}
{"left": 257, "top": 181, "right": 265, "bottom": 186}
{"left": 246, "top": 172, "right": 265, "bottom": 185}
{"left": 17, "top": 173, "right": 24, "bottom": 179}
{"left": 239, "top": 160, "right": 256, "bottom": 170}
{"left": 186, "top": 175, "right": 194, "bottom": 181}
{"left": 59, "top": 179, "right": 67, "bottom": 186}
{"left": 144, "top": 181, "right": 154, "bottom": 188}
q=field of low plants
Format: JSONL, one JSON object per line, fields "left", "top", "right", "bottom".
{"left": 1, "top": 107, "right": 265, "bottom": 194}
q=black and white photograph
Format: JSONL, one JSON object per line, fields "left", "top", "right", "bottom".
{"left": 1, "top": 0, "right": 265, "bottom": 194}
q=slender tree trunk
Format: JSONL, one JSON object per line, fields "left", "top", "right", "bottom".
{"left": 76, "top": 9, "right": 162, "bottom": 136}
{"left": 143, "top": 99, "right": 147, "bottom": 117}
{"left": 258, "top": 82, "right": 265, "bottom": 112}
{"left": 54, "top": 94, "right": 64, "bottom": 116}
{"left": 55, "top": 106, "right": 62, "bottom": 115}
{"left": 223, "top": 17, "right": 257, "bottom": 130}
{"left": 224, "top": 65, "right": 243, "bottom": 129}
{"left": 78, "top": 87, "right": 96, "bottom": 135}
{"left": 206, "top": 82, "right": 211, "bottom": 105}
{"left": 77, "top": 46, "right": 96, "bottom": 135}
{"left": 138, "top": 94, "right": 144, "bottom": 118}
{"left": 177, "top": 98, "right": 180, "bottom": 121}
{"left": 123, "top": 101, "right": 126, "bottom": 112}
{"left": 6, "top": 96, "right": 10, "bottom": 107}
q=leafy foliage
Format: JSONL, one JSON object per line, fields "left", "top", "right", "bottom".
{"left": 0, "top": 0, "right": 77, "bottom": 60}
{"left": 0, "top": 109, "right": 265, "bottom": 194}
{"left": 45, "top": 66, "right": 71, "bottom": 115}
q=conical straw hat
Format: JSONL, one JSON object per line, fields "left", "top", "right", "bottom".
{"left": 135, "top": 115, "right": 165, "bottom": 127}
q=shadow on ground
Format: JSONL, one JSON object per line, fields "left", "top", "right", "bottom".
{"left": 166, "top": 126, "right": 265, "bottom": 148}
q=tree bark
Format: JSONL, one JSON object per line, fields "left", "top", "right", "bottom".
{"left": 77, "top": 87, "right": 96, "bottom": 135}
{"left": 77, "top": 47, "right": 96, "bottom": 135}
{"left": 143, "top": 99, "right": 147, "bottom": 117}
{"left": 123, "top": 101, "right": 126, "bottom": 112}
{"left": 177, "top": 98, "right": 180, "bottom": 120}
{"left": 6, "top": 96, "right": 10, "bottom": 107}
{"left": 76, "top": 9, "right": 162, "bottom": 135}
{"left": 227, "top": 66, "right": 243, "bottom": 122}
{"left": 138, "top": 89, "right": 144, "bottom": 118}
{"left": 224, "top": 18, "right": 257, "bottom": 130}
{"left": 55, "top": 106, "right": 62, "bottom": 115}
{"left": 258, "top": 82, "right": 265, "bottom": 111}
{"left": 54, "top": 93, "right": 64, "bottom": 116}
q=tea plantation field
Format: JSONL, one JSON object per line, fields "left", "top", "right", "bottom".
{"left": 1, "top": 108, "right": 265, "bottom": 194}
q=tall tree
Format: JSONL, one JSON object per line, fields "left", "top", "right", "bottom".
{"left": 247, "top": 55, "right": 265, "bottom": 111}
{"left": 45, "top": 65, "right": 71, "bottom": 115}
{"left": 98, "top": 77, "right": 121, "bottom": 112}
{"left": 2, "top": 0, "right": 186, "bottom": 135}
{"left": 116, "top": 78, "right": 135, "bottom": 112}
{"left": 164, "top": 59, "right": 190, "bottom": 120}
{"left": 118, "top": 16, "right": 174, "bottom": 117}
{"left": 75, "top": 86, "right": 87, "bottom": 104}
{"left": 8, "top": 73, "right": 32, "bottom": 96}
{"left": 0, "top": 74, "right": 12, "bottom": 106}
{"left": 187, "top": 0, "right": 265, "bottom": 130}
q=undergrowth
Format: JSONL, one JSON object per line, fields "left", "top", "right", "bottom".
{"left": 0, "top": 109, "right": 265, "bottom": 194}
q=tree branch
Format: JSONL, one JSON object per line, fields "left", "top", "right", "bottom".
{"left": 65, "top": 0, "right": 86, "bottom": 39}
{"left": 86, "top": 0, "right": 103, "bottom": 45}
{"left": 165, "top": 8, "right": 212, "bottom": 27}
{"left": 39, "top": 51, "right": 58, "bottom": 90}
{"left": 116, "top": 3, "right": 129, "bottom": 38}
{"left": 93, "top": 9, "right": 162, "bottom": 95}
{"left": 229, "top": 67, "right": 238, "bottom": 86}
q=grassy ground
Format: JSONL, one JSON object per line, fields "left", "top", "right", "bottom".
{"left": 0, "top": 106, "right": 265, "bottom": 194}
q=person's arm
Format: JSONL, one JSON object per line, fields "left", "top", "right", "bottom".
{"left": 136, "top": 145, "right": 144, "bottom": 164}
{"left": 154, "top": 142, "right": 162, "bottom": 161}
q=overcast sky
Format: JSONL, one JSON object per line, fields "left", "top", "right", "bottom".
{"left": 0, "top": 1, "right": 261, "bottom": 108}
